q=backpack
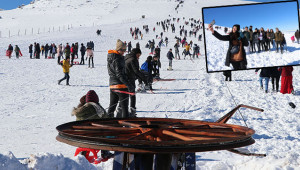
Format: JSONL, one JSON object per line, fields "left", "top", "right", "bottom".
{"left": 141, "top": 61, "right": 148, "bottom": 72}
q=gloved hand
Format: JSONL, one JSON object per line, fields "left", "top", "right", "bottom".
{"left": 127, "top": 84, "right": 135, "bottom": 93}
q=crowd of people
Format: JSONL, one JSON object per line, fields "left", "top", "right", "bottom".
{"left": 255, "top": 66, "right": 294, "bottom": 94}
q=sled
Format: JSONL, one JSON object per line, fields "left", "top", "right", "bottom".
{"left": 73, "top": 61, "right": 79, "bottom": 65}
{"left": 74, "top": 147, "right": 114, "bottom": 164}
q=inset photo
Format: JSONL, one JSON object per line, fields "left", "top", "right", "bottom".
{"left": 202, "top": 0, "right": 300, "bottom": 72}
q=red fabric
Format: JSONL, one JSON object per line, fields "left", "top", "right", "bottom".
{"left": 6, "top": 50, "right": 12, "bottom": 56}
{"left": 280, "top": 76, "right": 293, "bottom": 94}
{"left": 280, "top": 66, "right": 293, "bottom": 77}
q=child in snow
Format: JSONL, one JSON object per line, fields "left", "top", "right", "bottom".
{"left": 71, "top": 90, "right": 112, "bottom": 158}
{"left": 58, "top": 57, "right": 72, "bottom": 85}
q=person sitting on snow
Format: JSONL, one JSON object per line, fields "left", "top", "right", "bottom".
{"left": 71, "top": 90, "right": 113, "bottom": 159}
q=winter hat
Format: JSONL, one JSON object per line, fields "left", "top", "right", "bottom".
{"left": 86, "top": 90, "right": 99, "bottom": 103}
{"left": 233, "top": 24, "right": 240, "bottom": 32}
{"left": 131, "top": 48, "right": 142, "bottom": 55}
{"left": 116, "top": 39, "right": 126, "bottom": 51}
{"left": 147, "top": 56, "right": 152, "bottom": 62}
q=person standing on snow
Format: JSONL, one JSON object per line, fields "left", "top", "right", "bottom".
{"left": 58, "top": 57, "right": 72, "bottom": 86}
{"left": 57, "top": 44, "right": 63, "bottom": 65}
{"left": 29, "top": 44, "right": 33, "bottom": 59}
{"left": 174, "top": 41, "right": 180, "bottom": 59}
{"left": 107, "top": 39, "right": 134, "bottom": 118}
{"left": 86, "top": 45, "right": 94, "bottom": 68}
{"left": 279, "top": 66, "right": 294, "bottom": 94}
{"left": 275, "top": 27, "right": 284, "bottom": 54}
{"left": 167, "top": 48, "right": 174, "bottom": 70}
{"left": 255, "top": 68, "right": 272, "bottom": 93}
{"left": 14, "top": 45, "right": 21, "bottom": 59}
{"left": 127, "top": 41, "right": 132, "bottom": 53}
{"left": 270, "top": 67, "right": 281, "bottom": 92}
{"left": 209, "top": 23, "right": 249, "bottom": 70}
{"left": 125, "top": 48, "right": 148, "bottom": 117}
{"left": 44, "top": 43, "right": 49, "bottom": 58}
{"left": 80, "top": 43, "right": 86, "bottom": 65}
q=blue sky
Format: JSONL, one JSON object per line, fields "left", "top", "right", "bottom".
{"left": 203, "top": 1, "right": 299, "bottom": 31}
{"left": 0, "top": 0, "right": 32, "bottom": 10}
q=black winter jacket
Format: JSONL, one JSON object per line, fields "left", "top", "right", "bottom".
{"left": 212, "top": 31, "right": 249, "bottom": 67}
{"left": 125, "top": 52, "right": 147, "bottom": 86}
{"left": 107, "top": 50, "right": 133, "bottom": 90}
{"left": 255, "top": 68, "right": 272, "bottom": 78}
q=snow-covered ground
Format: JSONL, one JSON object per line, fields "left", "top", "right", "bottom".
{"left": 0, "top": 0, "right": 299, "bottom": 169}
{"left": 205, "top": 26, "right": 300, "bottom": 72}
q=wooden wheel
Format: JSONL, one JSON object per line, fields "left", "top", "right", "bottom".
{"left": 56, "top": 117, "right": 255, "bottom": 153}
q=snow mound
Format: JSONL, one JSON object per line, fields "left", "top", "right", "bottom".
{"left": 0, "top": 152, "right": 26, "bottom": 170}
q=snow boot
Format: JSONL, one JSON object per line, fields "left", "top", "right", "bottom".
{"left": 115, "top": 106, "right": 122, "bottom": 118}
{"left": 129, "top": 107, "right": 137, "bottom": 118}
{"left": 101, "top": 150, "right": 114, "bottom": 159}
{"left": 167, "top": 66, "right": 173, "bottom": 71}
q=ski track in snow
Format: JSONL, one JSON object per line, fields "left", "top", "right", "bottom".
{"left": 0, "top": 0, "right": 300, "bottom": 169}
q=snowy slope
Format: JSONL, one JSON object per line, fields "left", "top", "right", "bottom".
{"left": 0, "top": 0, "right": 300, "bottom": 169}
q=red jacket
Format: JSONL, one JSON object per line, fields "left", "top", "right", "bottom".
{"left": 279, "top": 66, "right": 293, "bottom": 77}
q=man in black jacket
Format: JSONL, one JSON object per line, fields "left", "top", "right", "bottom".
{"left": 107, "top": 39, "right": 134, "bottom": 118}
{"left": 125, "top": 48, "right": 147, "bottom": 117}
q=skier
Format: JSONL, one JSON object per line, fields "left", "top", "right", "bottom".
{"left": 125, "top": 48, "right": 148, "bottom": 117}
{"left": 107, "top": 39, "right": 134, "bottom": 118}
{"left": 167, "top": 49, "right": 174, "bottom": 70}
{"left": 80, "top": 43, "right": 86, "bottom": 65}
{"left": 58, "top": 57, "right": 72, "bottom": 86}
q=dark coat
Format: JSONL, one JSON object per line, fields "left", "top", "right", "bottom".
{"left": 167, "top": 51, "right": 174, "bottom": 60}
{"left": 255, "top": 68, "right": 272, "bottom": 78}
{"left": 212, "top": 31, "right": 249, "bottom": 67}
{"left": 279, "top": 66, "right": 293, "bottom": 77}
{"left": 270, "top": 67, "right": 281, "bottom": 77}
{"left": 125, "top": 52, "right": 147, "bottom": 87}
{"left": 107, "top": 50, "right": 132, "bottom": 89}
